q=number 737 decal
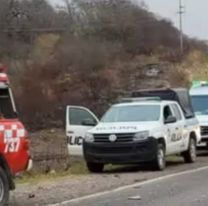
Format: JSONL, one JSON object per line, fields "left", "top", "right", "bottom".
{"left": 4, "top": 138, "right": 20, "bottom": 153}
{"left": 4, "top": 130, "right": 21, "bottom": 153}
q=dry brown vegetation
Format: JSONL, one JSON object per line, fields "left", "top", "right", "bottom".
{"left": 0, "top": 0, "right": 207, "bottom": 130}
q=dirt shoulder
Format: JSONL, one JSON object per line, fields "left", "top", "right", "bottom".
{"left": 10, "top": 151, "right": 208, "bottom": 206}
{"left": 29, "top": 129, "right": 70, "bottom": 174}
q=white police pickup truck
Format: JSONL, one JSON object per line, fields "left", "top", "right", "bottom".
{"left": 66, "top": 89, "right": 201, "bottom": 172}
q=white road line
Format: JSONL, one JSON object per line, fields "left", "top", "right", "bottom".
{"left": 128, "top": 195, "right": 142, "bottom": 200}
{"left": 47, "top": 165, "right": 208, "bottom": 206}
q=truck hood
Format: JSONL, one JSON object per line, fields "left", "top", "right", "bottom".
{"left": 196, "top": 115, "right": 208, "bottom": 126}
{"left": 90, "top": 122, "right": 160, "bottom": 134}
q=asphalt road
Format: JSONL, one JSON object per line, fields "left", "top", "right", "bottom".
{"left": 69, "top": 166, "right": 208, "bottom": 206}
{"left": 11, "top": 150, "right": 208, "bottom": 206}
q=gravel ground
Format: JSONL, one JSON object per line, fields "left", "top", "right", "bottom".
{"left": 9, "top": 150, "right": 208, "bottom": 206}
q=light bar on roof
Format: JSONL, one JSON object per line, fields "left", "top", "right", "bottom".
{"left": 0, "top": 73, "right": 7, "bottom": 78}
{"left": 120, "top": 97, "right": 161, "bottom": 103}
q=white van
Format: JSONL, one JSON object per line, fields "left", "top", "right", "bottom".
{"left": 190, "top": 82, "right": 208, "bottom": 145}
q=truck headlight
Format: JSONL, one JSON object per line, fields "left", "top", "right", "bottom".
{"left": 133, "top": 131, "right": 149, "bottom": 141}
{"left": 85, "top": 133, "right": 94, "bottom": 143}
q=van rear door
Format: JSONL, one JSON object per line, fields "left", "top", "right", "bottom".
{"left": 66, "top": 106, "right": 99, "bottom": 156}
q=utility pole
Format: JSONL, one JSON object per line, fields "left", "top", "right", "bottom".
{"left": 178, "top": 0, "right": 185, "bottom": 54}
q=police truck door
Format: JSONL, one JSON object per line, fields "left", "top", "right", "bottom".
{"left": 170, "top": 103, "right": 187, "bottom": 151}
{"left": 66, "top": 106, "right": 99, "bottom": 156}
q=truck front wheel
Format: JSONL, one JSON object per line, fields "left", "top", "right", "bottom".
{"left": 0, "top": 167, "right": 9, "bottom": 206}
{"left": 153, "top": 143, "right": 166, "bottom": 171}
{"left": 87, "top": 162, "right": 104, "bottom": 173}
{"left": 182, "top": 138, "right": 196, "bottom": 163}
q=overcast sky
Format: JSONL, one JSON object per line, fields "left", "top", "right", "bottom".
{"left": 144, "top": 0, "right": 207, "bottom": 40}
{"left": 49, "top": 0, "right": 207, "bottom": 40}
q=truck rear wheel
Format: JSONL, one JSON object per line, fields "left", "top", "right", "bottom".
{"left": 153, "top": 143, "right": 166, "bottom": 171}
{"left": 183, "top": 138, "right": 196, "bottom": 163}
{"left": 0, "top": 167, "right": 9, "bottom": 206}
{"left": 87, "top": 162, "right": 104, "bottom": 173}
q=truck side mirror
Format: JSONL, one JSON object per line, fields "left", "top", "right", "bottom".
{"left": 165, "top": 116, "right": 177, "bottom": 124}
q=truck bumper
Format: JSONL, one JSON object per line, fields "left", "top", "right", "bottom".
{"left": 83, "top": 137, "right": 158, "bottom": 164}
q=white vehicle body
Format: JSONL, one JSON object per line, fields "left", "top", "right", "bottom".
{"left": 190, "top": 86, "right": 208, "bottom": 143}
{"left": 66, "top": 101, "right": 201, "bottom": 158}
{"left": 66, "top": 106, "right": 99, "bottom": 156}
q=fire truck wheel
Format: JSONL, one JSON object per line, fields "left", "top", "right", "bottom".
{"left": 0, "top": 167, "right": 9, "bottom": 206}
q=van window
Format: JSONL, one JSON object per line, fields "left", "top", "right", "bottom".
{"left": 191, "top": 95, "right": 208, "bottom": 115}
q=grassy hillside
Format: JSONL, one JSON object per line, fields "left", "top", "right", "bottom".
{"left": 0, "top": 0, "right": 207, "bottom": 130}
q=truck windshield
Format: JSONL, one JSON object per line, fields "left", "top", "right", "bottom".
{"left": 191, "top": 95, "right": 208, "bottom": 115}
{"left": 0, "top": 88, "right": 17, "bottom": 119}
{"left": 101, "top": 105, "right": 160, "bottom": 122}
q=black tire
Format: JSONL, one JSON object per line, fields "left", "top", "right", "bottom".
{"left": 0, "top": 167, "right": 9, "bottom": 206}
{"left": 182, "top": 138, "right": 196, "bottom": 163}
{"left": 87, "top": 162, "right": 104, "bottom": 173}
{"left": 152, "top": 143, "right": 166, "bottom": 171}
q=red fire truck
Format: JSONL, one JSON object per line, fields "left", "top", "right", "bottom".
{"left": 0, "top": 64, "right": 32, "bottom": 205}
